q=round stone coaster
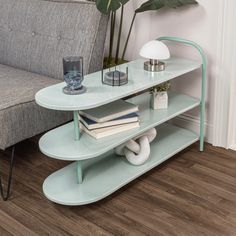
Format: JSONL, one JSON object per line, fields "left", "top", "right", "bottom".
{"left": 63, "top": 86, "right": 87, "bottom": 95}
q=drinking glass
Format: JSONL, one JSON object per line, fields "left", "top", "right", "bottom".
{"left": 63, "top": 56, "right": 86, "bottom": 95}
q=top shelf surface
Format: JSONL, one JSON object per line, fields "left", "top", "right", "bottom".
{"left": 35, "top": 58, "right": 201, "bottom": 111}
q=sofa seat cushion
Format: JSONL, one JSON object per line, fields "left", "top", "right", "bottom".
{"left": 0, "top": 64, "right": 60, "bottom": 110}
{"left": 0, "top": 64, "right": 72, "bottom": 149}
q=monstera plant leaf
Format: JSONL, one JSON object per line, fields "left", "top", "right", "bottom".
{"left": 96, "top": 0, "right": 130, "bottom": 15}
{"left": 135, "top": 0, "right": 198, "bottom": 13}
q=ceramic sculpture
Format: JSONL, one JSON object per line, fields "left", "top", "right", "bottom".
{"left": 115, "top": 128, "right": 157, "bottom": 165}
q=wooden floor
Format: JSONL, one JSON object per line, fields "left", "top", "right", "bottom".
{"left": 0, "top": 139, "right": 236, "bottom": 236}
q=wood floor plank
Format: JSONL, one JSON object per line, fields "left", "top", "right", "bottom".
{"left": 151, "top": 167, "right": 224, "bottom": 204}
{"left": 118, "top": 187, "right": 217, "bottom": 236}
{"left": 178, "top": 153, "right": 236, "bottom": 178}
{"left": 105, "top": 192, "right": 200, "bottom": 236}
{"left": 0, "top": 209, "right": 38, "bottom": 236}
{"left": 134, "top": 182, "right": 236, "bottom": 235}
{"left": 192, "top": 163, "right": 236, "bottom": 189}
{"left": 0, "top": 140, "right": 236, "bottom": 235}
{"left": 144, "top": 176, "right": 228, "bottom": 218}
{"left": 12, "top": 188, "right": 109, "bottom": 236}
{"left": 0, "top": 225, "right": 13, "bottom": 236}
{"left": 168, "top": 162, "right": 236, "bottom": 202}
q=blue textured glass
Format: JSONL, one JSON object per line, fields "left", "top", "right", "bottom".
{"left": 63, "top": 56, "right": 84, "bottom": 91}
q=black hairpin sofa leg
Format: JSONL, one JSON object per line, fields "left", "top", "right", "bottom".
{"left": 0, "top": 146, "right": 15, "bottom": 201}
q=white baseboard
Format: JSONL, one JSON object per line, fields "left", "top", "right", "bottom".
{"left": 229, "top": 144, "right": 236, "bottom": 151}
{"left": 171, "top": 114, "right": 213, "bottom": 144}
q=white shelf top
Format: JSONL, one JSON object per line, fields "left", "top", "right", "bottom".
{"left": 39, "top": 92, "right": 200, "bottom": 161}
{"left": 42, "top": 123, "right": 199, "bottom": 206}
{"left": 35, "top": 58, "right": 201, "bottom": 111}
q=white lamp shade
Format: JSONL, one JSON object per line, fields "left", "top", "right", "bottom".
{"left": 139, "top": 40, "right": 170, "bottom": 60}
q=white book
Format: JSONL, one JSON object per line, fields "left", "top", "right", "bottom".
{"left": 79, "top": 100, "right": 139, "bottom": 123}
{"left": 79, "top": 113, "right": 139, "bottom": 130}
{"left": 79, "top": 121, "right": 140, "bottom": 139}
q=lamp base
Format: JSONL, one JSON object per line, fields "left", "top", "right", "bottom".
{"left": 144, "top": 61, "right": 165, "bottom": 72}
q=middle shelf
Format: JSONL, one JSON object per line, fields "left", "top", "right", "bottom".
{"left": 39, "top": 92, "right": 200, "bottom": 161}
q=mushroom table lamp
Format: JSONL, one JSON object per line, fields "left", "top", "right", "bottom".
{"left": 139, "top": 40, "right": 170, "bottom": 72}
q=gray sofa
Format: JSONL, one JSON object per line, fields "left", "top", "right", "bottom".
{"left": 0, "top": 0, "right": 108, "bottom": 200}
{"left": 0, "top": 0, "right": 108, "bottom": 150}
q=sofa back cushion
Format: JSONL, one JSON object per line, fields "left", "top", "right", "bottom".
{"left": 0, "top": 0, "right": 108, "bottom": 79}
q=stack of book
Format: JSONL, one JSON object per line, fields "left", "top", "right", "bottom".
{"left": 79, "top": 100, "right": 139, "bottom": 139}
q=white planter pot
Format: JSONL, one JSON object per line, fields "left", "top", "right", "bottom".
{"left": 150, "top": 92, "right": 168, "bottom": 110}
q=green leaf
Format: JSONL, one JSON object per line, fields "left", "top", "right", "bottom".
{"left": 96, "top": 0, "right": 130, "bottom": 15}
{"left": 165, "top": 0, "right": 198, "bottom": 8}
{"left": 135, "top": 0, "right": 198, "bottom": 13}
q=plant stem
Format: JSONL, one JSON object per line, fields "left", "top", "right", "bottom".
{"left": 115, "top": 5, "right": 124, "bottom": 64}
{"left": 108, "top": 12, "right": 113, "bottom": 65}
{"left": 108, "top": 11, "right": 116, "bottom": 65}
{"left": 121, "top": 12, "right": 136, "bottom": 61}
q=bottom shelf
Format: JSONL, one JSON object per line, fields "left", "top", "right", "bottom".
{"left": 43, "top": 123, "right": 199, "bottom": 206}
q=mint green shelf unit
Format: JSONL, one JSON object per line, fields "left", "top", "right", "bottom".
{"left": 35, "top": 37, "right": 206, "bottom": 206}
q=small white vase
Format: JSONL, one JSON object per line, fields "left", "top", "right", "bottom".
{"left": 150, "top": 91, "right": 168, "bottom": 110}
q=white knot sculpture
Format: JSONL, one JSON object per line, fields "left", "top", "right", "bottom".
{"left": 115, "top": 128, "right": 157, "bottom": 166}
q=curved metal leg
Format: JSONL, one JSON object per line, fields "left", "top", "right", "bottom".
{"left": 158, "top": 37, "right": 207, "bottom": 152}
{"left": 0, "top": 146, "right": 15, "bottom": 201}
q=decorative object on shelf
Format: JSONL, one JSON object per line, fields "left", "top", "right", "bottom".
{"left": 79, "top": 112, "right": 139, "bottom": 130}
{"left": 79, "top": 99, "right": 139, "bottom": 139}
{"left": 101, "top": 66, "right": 129, "bottom": 86}
{"left": 63, "top": 56, "right": 86, "bottom": 95}
{"left": 95, "top": 0, "right": 198, "bottom": 67}
{"left": 115, "top": 128, "right": 157, "bottom": 166}
{"left": 79, "top": 99, "right": 138, "bottom": 123}
{"left": 80, "top": 121, "right": 140, "bottom": 139}
{"left": 140, "top": 40, "right": 170, "bottom": 72}
{"left": 150, "top": 81, "right": 171, "bottom": 109}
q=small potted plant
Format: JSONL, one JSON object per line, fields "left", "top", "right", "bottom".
{"left": 150, "top": 81, "right": 171, "bottom": 110}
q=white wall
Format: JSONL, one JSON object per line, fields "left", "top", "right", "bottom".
{"left": 227, "top": 56, "right": 236, "bottom": 150}
{"left": 109, "top": 0, "right": 222, "bottom": 143}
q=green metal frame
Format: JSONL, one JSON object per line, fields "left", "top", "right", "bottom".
{"left": 77, "top": 161, "right": 83, "bottom": 184}
{"left": 158, "top": 36, "right": 207, "bottom": 152}
{"left": 73, "top": 111, "right": 84, "bottom": 183}
{"left": 73, "top": 111, "right": 80, "bottom": 141}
